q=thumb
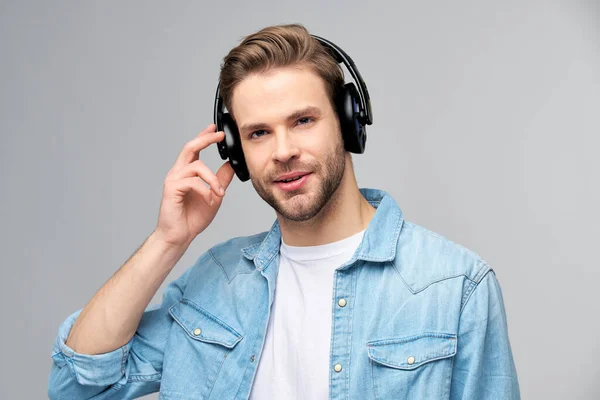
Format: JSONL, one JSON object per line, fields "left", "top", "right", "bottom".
{"left": 216, "top": 161, "right": 236, "bottom": 191}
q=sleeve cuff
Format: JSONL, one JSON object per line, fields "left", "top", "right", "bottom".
{"left": 51, "top": 309, "right": 133, "bottom": 386}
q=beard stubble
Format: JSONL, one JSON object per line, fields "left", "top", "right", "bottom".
{"left": 250, "top": 137, "right": 347, "bottom": 222}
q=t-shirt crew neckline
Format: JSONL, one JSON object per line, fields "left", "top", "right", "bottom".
{"left": 279, "top": 229, "right": 366, "bottom": 262}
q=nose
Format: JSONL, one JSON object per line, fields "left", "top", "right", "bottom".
{"left": 272, "top": 129, "right": 300, "bottom": 164}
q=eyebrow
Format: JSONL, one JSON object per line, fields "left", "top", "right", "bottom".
{"left": 239, "top": 106, "right": 322, "bottom": 133}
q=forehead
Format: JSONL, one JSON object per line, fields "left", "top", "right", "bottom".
{"left": 231, "top": 67, "right": 330, "bottom": 125}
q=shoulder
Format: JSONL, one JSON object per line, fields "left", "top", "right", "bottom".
{"left": 185, "top": 230, "right": 269, "bottom": 284}
{"left": 208, "top": 230, "right": 268, "bottom": 258}
{"left": 394, "top": 220, "right": 492, "bottom": 293}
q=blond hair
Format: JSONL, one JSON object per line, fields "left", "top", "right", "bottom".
{"left": 218, "top": 23, "right": 345, "bottom": 120}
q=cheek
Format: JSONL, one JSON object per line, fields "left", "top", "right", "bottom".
{"left": 242, "top": 146, "right": 269, "bottom": 174}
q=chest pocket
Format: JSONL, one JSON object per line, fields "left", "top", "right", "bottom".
{"left": 169, "top": 299, "right": 243, "bottom": 348}
{"left": 367, "top": 332, "right": 457, "bottom": 400}
{"left": 161, "top": 299, "right": 244, "bottom": 399}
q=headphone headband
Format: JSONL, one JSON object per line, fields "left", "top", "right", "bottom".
{"left": 310, "top": 35, "right": 373, "bottom": 125}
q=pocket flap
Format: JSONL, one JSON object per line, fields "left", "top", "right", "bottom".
{"left": 169, "top": 299, "right": 243, "bottom": 348}
{"left": 367, "top": 332, "right": 457, "bottom": 370}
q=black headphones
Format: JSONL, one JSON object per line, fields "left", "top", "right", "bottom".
{"left": 213, "top": 34, "right": 373, "bottom": 182}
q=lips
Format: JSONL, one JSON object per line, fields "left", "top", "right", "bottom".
{"left": 274, "top": 173, "right": 311, "bottom": 192}
{"left": 274, "top": 172, "right": 311, "bottom": 183}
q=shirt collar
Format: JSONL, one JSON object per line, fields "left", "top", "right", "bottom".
{"left": 242, "top": 188, "right": 404, "bottom": 269}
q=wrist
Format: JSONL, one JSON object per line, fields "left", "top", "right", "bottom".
{"left": 147, "top": 231, "right": 190, "bottom": 265}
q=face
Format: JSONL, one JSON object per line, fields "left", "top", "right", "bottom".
{"left": 231, "top": 66, "right": 347, "bottom": 222}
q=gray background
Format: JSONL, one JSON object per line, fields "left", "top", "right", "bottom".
{"left": 1, "top": 1, "right": 598, "bottom": 399}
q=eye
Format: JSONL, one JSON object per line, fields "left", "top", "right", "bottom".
{"left": 297, "top": 116, "right": 314, "bottom": 125}
{"left": 250, "top": 130, "right": 267, "bottom": 139}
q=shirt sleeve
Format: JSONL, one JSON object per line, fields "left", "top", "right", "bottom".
{"left": 450, "top": 269, "right": 521, "bottom": 399}
{"left": 48, "top": 264, "right": 193, "bottom": 400}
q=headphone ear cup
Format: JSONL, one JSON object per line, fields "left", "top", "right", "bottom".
{"left": 221, "top": 113, "right": 251, "bottom": 182}
{"left": 336, "top": 82, "right": 366, "bottom": 154}
{"left": 215, "top": 108, "right": 229, "bottom": 160}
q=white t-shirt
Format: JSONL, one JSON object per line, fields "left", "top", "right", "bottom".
{"left": 249, "top": 230, "right": 365, "bottom": 400}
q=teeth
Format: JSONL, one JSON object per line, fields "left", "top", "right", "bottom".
{"left": 281, "top": 176, "right": 302, "bottom": 182}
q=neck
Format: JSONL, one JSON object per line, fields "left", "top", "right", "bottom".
{"left": 277, "top": 156, "right": 376, "bottom": 247}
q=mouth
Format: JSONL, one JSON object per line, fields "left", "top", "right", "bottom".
{"left": 274, "top": 172, "right": 311, "bottom": 183}
{"left": 273, "top": 172, "right": 312, "bottom": 192}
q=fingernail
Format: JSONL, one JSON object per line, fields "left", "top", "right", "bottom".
{"left": 220, "top": 187, "right": 225, "bottom": 195}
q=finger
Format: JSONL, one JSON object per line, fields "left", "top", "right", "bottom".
{"left": 172, "top": 125, "right": 224, "bottom": 172}
{"left": 215, "top": 161, "right": 236, "bottom": 192}
{"left": 170, "top": 160, "right": 225, "bottom": 197}
{"left": 172, "top": 177, "right": 214, "bottom": 206}
{"left": 171, "top": 123, "right": 215, "bottom": 171}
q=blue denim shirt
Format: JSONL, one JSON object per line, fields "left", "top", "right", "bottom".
{"left": 48, "top": 188, "right": 520, "bottom": 399}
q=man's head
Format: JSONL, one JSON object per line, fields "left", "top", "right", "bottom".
{"left": 218, "top": 24, "right": 353, "bottom": 222}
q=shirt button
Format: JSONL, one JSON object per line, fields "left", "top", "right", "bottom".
{"left": 334, "top": 363, "right": 342, "bottom": 372}
{"left": 193, "top": 328, "right": 202, "bottom": 336}
{"left": 338, "top": 298, "right": 347, "bottom": 307}
{"left": 407, "top": 356, "right": 415, "bottom": 365}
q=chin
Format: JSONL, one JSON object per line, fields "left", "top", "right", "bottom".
{"left": 275, "top": 191, "right": 326, "bottom": 222}
{"left": 278, "top": 204, "right": 321, "bottom": 222}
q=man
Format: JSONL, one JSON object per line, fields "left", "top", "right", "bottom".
{"left": 48, "top": 24, "right": 520, "bottom": 399}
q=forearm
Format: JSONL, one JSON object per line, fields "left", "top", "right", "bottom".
{"left": 65, "top": 231, "right": 189, "bottom": 355}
